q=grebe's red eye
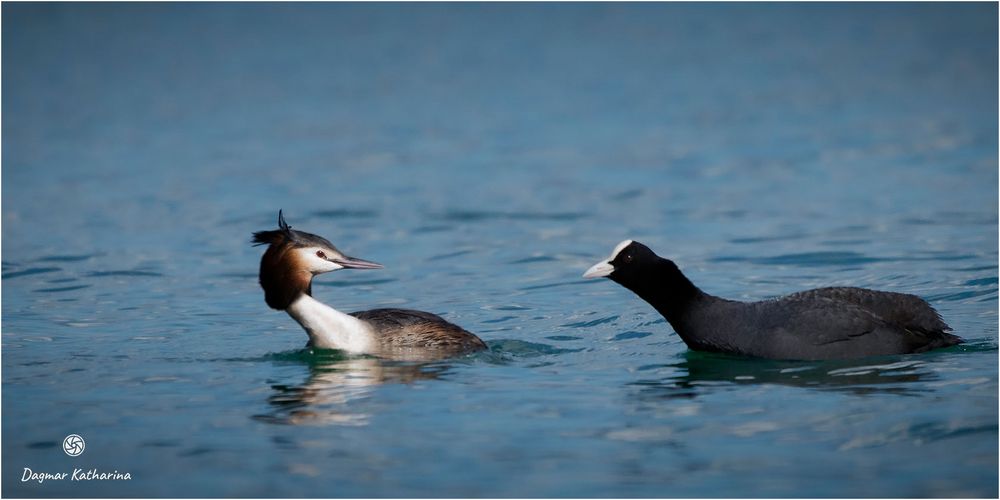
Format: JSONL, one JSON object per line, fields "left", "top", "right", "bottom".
{"left": 316, "top": 250, "right": 326, "bottom": 259}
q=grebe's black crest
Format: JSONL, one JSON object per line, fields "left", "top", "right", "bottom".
{"left": 252, "top": 209, "right": 342, "bottom": 252}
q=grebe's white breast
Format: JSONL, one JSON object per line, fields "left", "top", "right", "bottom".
{"left": 286, "top": 294, "right": 376, "bottom": 353}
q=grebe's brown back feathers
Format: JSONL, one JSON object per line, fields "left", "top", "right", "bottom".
{"left": 351, "top": 308, "right": 487, "bottom": 350}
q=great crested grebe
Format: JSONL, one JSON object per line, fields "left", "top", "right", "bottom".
{"left": 584, "top": 240, "right": 961, "bottom": 360}
{"left": 252, "top": 211, "right": 487, "bottom": 358}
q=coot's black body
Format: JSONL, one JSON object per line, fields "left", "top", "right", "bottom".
{"left": 584, "top": 240, "right": 961, "bottom": 360}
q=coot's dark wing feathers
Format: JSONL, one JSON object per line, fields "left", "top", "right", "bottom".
{"left": 758, "top": 296, "right": 881, "bottom": 346}
{"left": 765, "top": 289, "right": 961, "bottom": 356}
{"left": 786, "top": 287, "right": 951, "bottom": 333}
{"left": 350, "top": 308, "right": 487, "bottom": 350}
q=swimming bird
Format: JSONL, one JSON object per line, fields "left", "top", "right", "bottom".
{"left": 252, "top": 211, "right": 487, "bottom": 359}
{"left": 583, "top": 240, "right": 961, "bottom": 360}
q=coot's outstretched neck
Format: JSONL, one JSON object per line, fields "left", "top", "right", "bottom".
{"left": 584, "top": 239, "right": 961, "bottom": 360}
{"left": 617, "top": 258, "right": 708, "bottom": 328}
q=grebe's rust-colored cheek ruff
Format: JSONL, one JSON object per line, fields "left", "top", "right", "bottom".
{"left": 257, "top": 248, "right": 312, "bottom": 310}
{"left": 252, "top": 210, "right": 486, "bottom": 361}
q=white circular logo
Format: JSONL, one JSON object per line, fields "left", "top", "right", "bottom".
{"left": 63, "top": 434, "right": 85, "bottom": 457}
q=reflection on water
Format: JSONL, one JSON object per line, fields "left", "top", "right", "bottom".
{"left": 630, "top": 350, "right": 958, "bottom": 398}
{"left": 255, "top": 339, "right": 571, "bottom": 426}
{"left": 256, "top": 352, "right": 450, "bottom": 426}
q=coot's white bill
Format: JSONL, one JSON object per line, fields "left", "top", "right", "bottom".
{"left": 583, "top": 261, "right": 614, "bottom": 279}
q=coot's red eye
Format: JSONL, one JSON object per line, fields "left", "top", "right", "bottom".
{"left": 316, "top": 250, "right": 326, "bottom": 259}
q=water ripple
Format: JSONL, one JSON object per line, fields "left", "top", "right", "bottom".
{"left": 485, "top": 339, "right": 580, "bottom": 358}
{"left": 711, "top": 252, "right": 880, "bottom": 267}
{"left": 482, "top": 304, "right": 532, "bottom": 311}
{"left": 3, "top": 267, "right": 61, "bottom": 279}
{"left": 562, "top": 315, "right": 619, "bottom": 328}
{"left": 612, "top": 330, "right": 653, "bottom": 341}
{"left": 964, "top": 277, "right": 998, "bottom": 286}
{"left": 926, "top": 289, "right": 996, "bottom": 302}
{"left": 37, "top": 254, "right": 95, "bottom": 262}
{"left": 509, "top": 255, "right": 558, "bottom": 264}
{"left": 521, "top": 280, "right": 584, "bottom": 291}
{"left": 435, "top": 210, "right": 590, "bottom": 222}
{"left": 712, "top": 251, "right": 979, "bottom": 267}
{"left": 314, "top": 278, "right": 397, "bottom": 288}
{"left": 427, "top": 249, "right": 476, "bottom": 261}
{"left": 311, "top": 208, "right": 379, "bottom": 219}
{"left": 546, "top": 335, "right": 582, "bottom": 341}
{"left": 34, "top": 284, "right": 91, "bottom": 293}
{"left": 86, "top": 270, "right": 163, "bottom": 277}
{"left": 839, "top": 420, "right": 997, "bottom": 450}
{"left": 482, "top": 315, "right": 517, "bottom": 324}
{"left": 730, "top": 233, "right": 808, "bottom": 244}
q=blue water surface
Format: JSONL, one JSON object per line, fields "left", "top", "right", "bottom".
{"left": 3, "top": 3, "right": 997, "bottom": 497}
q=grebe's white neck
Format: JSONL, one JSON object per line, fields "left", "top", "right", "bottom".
{"left": 286, "top": 294, "right": 376, "bottom": 353}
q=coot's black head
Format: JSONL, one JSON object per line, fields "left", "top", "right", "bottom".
{"left": 583, "top": 240, "right": 662, "bottom": 287}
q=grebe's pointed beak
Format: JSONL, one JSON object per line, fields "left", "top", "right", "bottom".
{"left": 333, "top": 255, "right": 384, "bottom": 270}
